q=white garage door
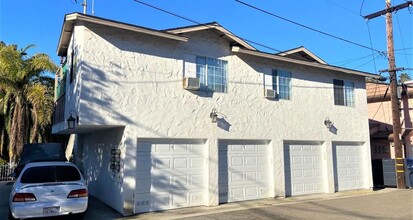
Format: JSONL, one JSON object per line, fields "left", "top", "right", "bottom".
{"left": 219, "top": 141, "right": 271, "bottom": 203}
{"left": 135, "top": 140, "right": 205, "bottom": 213}
{"left": 285, "top": 144, "right": 325, "bottom": 196}
{"left": 334, "top": 144, "right": 366, "bottom": 191}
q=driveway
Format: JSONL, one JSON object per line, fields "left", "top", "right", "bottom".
{"left": 1, "top": 181, "right": 412, "bottom": 220}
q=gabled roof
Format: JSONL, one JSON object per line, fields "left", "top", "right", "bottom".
{"left": 276, "top": 46, "right": 327, "bottom": 64}
{"left": 232, "top": 46, "right": 378, "bottom": 78}
{"left": 57, "top": 13, "right": 188, "bottom": 56}
{"left": 57, "top": 13, "right": 377, "bottom": 79}
{"left": 165, "top": 22, "right": 256, "bottom": 51}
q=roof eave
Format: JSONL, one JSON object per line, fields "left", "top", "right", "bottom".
{"left": 167, "top": 23, "right": 256, "bottom": 51}
{"left": 232, "top": 46, "right": 378, "bottom": 78}
{"left": 277, "top": 46, "right": 327, "bottom": 64}
{"left": 57, "top": 13, "right": 188, "bottom": 56}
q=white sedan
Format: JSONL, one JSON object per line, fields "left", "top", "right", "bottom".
{"left": 9, "top": 161, "right": 88, "bottom": 219}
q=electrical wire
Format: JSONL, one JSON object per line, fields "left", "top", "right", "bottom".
{"left": 395, "top": 13, "right": 412, "bottom": 75}
{"left": 354, "top": 54, "right": 382, "bottom": 69}
{"left": 323, "top": 0, "right": 359, "bottom": 16}
{"left": 132, "top": 0, "right": 287, "bottom": 55}
{"left": 366, "top": 21, "right": 379, "bottom": 74}
{"left": 132, "top": 0, "right": 384, "bottom": 73}
{"left": 235, "top": 0, "right": 383, "bottom": 54}
{"left": 370, "top": 84, "right": 390, "bottom": 121}
{"left": 360, "top": 0, "right": 367, "bottom": 17}
{"left": 131, "top": 0, "right": 337, "bottom": 62}
{"left": 330, "top": 54, "right": 379, "bottom": 65}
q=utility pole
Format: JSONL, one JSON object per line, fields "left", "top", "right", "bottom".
{"left": 364, "top": 0, "right": 412, "bottom": 189}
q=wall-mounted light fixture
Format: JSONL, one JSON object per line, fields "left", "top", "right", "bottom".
{"left": 210, "top": 108, "right": 218, "bottom": 123}
{"left": 67, "top": 110, "right": 79, "bottom": 129}
{"left": 324, "top": 117, "right": 334, "bottom": 129}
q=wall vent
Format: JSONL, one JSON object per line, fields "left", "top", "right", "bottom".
{"left": 183, "top": 77, "right": 200, "bottom": 90}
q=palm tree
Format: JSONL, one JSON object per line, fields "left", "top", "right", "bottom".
{"left": 0, "top": 42, "right": 57, "bottom": 164}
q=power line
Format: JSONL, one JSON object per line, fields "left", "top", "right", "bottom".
{"left": 323, "top": 0, "right": 359, "bottom": 16}
{"left": 131, "top": 0, "right": 286, "bottom": 54}
{"left": 330, "top": 54, "right": 379, "bottom": 65}
{"left": 131, "top": 0, "right": 322, "bottom": 61}
{"left": 235, "top": 0, "right": 383, "bottom": 54}
{"left": 395, "top": 13, "right": 412, "bottom": 74}
{"left": 360, "top": 0, "right": 367, "bottom": 17}
{"left": 366, "top": 21, "right": 379, "bottom": 74}
{"left": 132, "top": 0, "right": 385, "bottom": 72}
{"left": 395, "top": 47, "right": 413, "bottom": 51}
{"left": 370, "top": 83, "right": 390, "bottom": 121}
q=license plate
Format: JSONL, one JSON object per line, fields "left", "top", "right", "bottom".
{"left": 43, "top": 206, "right": 60, "bottom": 216}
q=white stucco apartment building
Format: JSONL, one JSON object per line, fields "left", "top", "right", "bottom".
{"left": 52, "top": 13, "right": 377, "bottom": 215}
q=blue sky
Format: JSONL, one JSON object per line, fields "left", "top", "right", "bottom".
{"left": 1, "top": 0, "right": 412, "bottom": 77}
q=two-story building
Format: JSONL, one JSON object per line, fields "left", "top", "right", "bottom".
{"left": 53, "top": 13, "right": 377, "bottom": 215}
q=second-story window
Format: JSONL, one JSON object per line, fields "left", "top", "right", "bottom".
{"left": 334, "top": 79, "right": 354, "bottom": 107}
{"left": 272, "top": 69, "right": 292, "bottom": 100}
{"left": 196, "top": 56, "right": 228, "bottom": 93}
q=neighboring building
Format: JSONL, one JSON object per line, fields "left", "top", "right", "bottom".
{"left": 367, "top": 82, "right": 413, "bottom": 159}
{"left": 53, "top": 13, "right": 377, "bottom": 215}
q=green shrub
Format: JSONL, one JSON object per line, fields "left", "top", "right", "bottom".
{"left": 0, "top": 157, "right": 7, "bottom": 165}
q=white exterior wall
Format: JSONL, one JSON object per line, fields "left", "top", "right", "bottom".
{"left": 81, "top": 128, "right": 125, "bottom": 213}
{"left": 65, "top": 23, "right": 373, "bottom": 214}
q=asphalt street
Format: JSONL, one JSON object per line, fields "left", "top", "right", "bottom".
{"left": 1, "top": 181, "right": 412, "bottom": 220}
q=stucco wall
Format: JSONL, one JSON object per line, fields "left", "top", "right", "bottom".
{"left": 65, "top": 23, "right": 373, "bottom": 214}
{"left": 81, "top": 128, "right": 125, "bottom": 214}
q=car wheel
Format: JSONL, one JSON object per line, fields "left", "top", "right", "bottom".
{"left": 8, "top": 209, "right": 17, "bottom": 220}
{"left": 75, "top": 210, "right": 87, "bottom": 220}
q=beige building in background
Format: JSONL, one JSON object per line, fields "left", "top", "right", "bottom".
{"left": 367, "top": 82, "right": 413, "bottom": 160}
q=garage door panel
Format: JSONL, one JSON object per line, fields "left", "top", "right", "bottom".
{"left": 136, "top": 175, "right": 151, "bottom": 193}
{"left": 334, "top": 144, "right": 366, "bottom": 191}
{"left": 245, "top": 157, "right": 257, "bottom": 165}
{"left": 137, "top": 156, "right": 151, "bottom": 171}
{"left": 258, "top": 171, "right": 269, "bottom": 181}
{"left": 231, "top": 157, "right": 244, "bottom": 166}
{"left": 135, "top": 140, "right": 205, "bottom": 213}
{"left": 219, "top": 142, "right": 271, "bottom": 203}
{"left": 173, "top": 158, "right": 188, "bottom": 169}
{"left": 285, "top": 144, "right": 325, "bottom": 196}
{"left": 190, "top": 158, "right": 203, "bottom": 168}
{"left": 245, "top": 187, "right": 258, "bottom": 197}
{"left": 230, "top": 172, "right": 243, "bottom": 182}
{"left": 154, "top": 144, "right": 171, "bottom": 153}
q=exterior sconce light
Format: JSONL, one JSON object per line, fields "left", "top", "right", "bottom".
{"left": 67, "top": 110, "right": 79, "bottom": 129}
{"left": 324, "top": 117, "right": 333, "bottom": 129}
{"left": 210, "top": 108, "right": 218, "bottom": 123}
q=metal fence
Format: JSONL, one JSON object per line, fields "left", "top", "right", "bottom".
{"left": 0, "top": 164, "right": 15, "bottom": 181}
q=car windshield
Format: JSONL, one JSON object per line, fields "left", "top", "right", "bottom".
{"left": 20, "top": 165, "right": 81, "bottom": 183}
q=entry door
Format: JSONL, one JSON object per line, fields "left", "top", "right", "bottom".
{"left": 285, "top": 144, "right": 325, "bottom": 196}
{"left": 135, "top": 140, "right": 205, "bottom": 213}
{"left": 334, "top": 144, "right": 366, "bottom": 191}
{"left": 219, "top": 141, "right": 271, "bottom": 203}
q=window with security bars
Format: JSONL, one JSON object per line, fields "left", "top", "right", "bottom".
{"left": 196, "top": 56, "right": 228, "bottom": 93}
{"left": 272, "top": 69, "right": 292, "bottom": 100}
{"left": 334, "top": 79, "right": 354, "bottom": 106}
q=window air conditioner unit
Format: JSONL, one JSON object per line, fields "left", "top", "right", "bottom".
{"left": 264, "top": 89, "right": 276, "bottom": 99}
{"left": 183, "top": 77, "right": 200, "bottom": 90}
